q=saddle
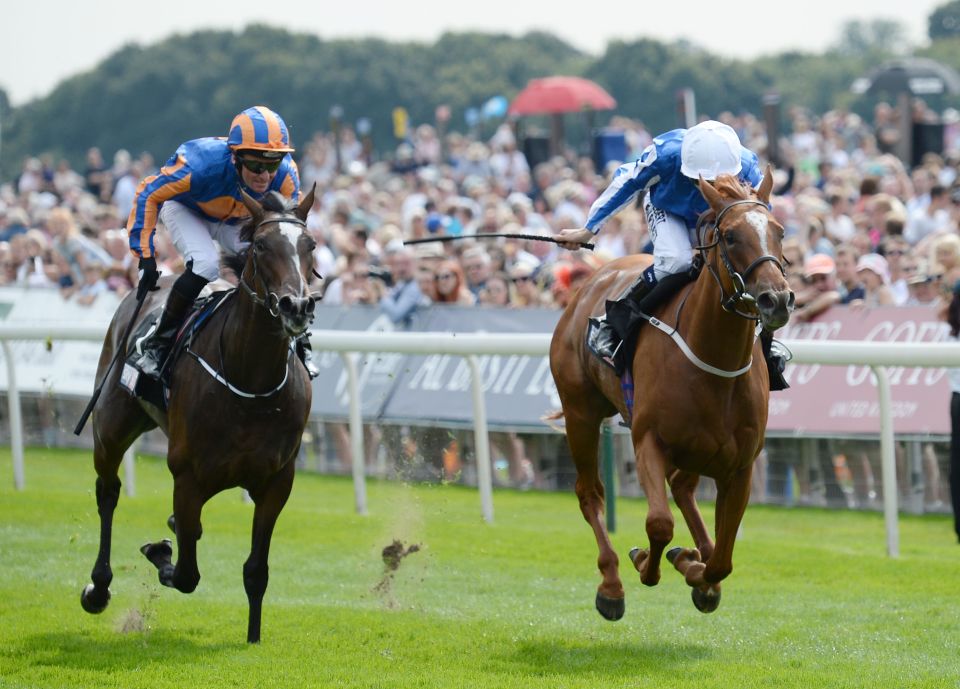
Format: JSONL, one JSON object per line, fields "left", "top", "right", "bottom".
{"left": 120, "top": 289, "right": 233, "bottom": 408}
{"left": 586, "top": 269, "right": 698, "bottom": 376}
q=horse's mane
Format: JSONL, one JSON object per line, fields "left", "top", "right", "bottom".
{"left": 710, "top": 174, "right": 756, "bottom": 203}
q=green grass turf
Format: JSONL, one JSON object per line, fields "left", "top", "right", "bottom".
{"left": 0, "top": 447, "right": 958, "bottom": 689}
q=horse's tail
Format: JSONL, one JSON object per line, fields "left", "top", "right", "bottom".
{"left": 541, "top": 409, "right": 565, "bottom": 433}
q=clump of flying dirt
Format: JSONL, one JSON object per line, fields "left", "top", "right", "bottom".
{"left": 374, "top": 539, "right": 422, "bottom": 602}
{"left": 116, "top": 590, "right": 158, "bottom": 636}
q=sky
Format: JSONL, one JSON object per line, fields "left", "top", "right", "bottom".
{"left": 0, "top": 0, "right": 949, "bottom": 106}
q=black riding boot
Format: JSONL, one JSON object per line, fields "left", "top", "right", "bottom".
{"left": 135, "top": 270, "right": 209, "bottom": 380}
{"left": 295, "top": 333, "right": 320, "bottom": 380}
{"left": 761, "top": 329, "right": 790, "bottom": 391}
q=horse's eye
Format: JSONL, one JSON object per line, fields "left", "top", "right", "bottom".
{"left": 724, "top": 234, "right": 736, "bottom": 246}
{"left": 304, "top": 237, "right": 317, "bottom": 252}
{"left": 254, "top": 238, "right": 268, "bottom": 253}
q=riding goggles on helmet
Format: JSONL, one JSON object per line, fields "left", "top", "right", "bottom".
{"left": 239, "top": 157, "right": 282, "bottom": 174}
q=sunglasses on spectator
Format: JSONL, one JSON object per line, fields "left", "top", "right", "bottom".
{"left": 886, "top": 249, "right": 905, "bottom": 256}
{"left": 239, "top": 158, "right": 282, "bottom": 174}
{"left": 512, "top": 275, "right": 533, "bottom": 283}
{"left": 435, "top": 273, "right": 455, "bottom": 281}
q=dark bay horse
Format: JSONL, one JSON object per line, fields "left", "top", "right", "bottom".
{"left": 80, "top": 188, "right": 317, "bottom": 643}
{"left": 550, "top": 170, "right": 792, "bottom": 619}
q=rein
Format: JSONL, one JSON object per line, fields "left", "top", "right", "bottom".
{"left": 183, "top": 290, "right": 294, "bottom": 399}
{"left": 695, "top": 199, "right": 785, "bottom": 321}
{"left": 186, "top": 211, "right": 314, "bottom": 399}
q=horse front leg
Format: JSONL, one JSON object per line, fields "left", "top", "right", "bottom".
{"left": 81, "top": 474, "right": 122, "bottom": 613}
{"left": 244, "top": 462, "right": 295, "bottom": 643}
{"left": 566, "top": 411, "right": 624, "bottom": 621}
{"left": 665, "top": 468, "right": 715, "bottom": 564}
{"left": 629, "top": 432, "right": 674, "bottom": 587}
{"left": 676, "top": 465, "right": 753, "bottom": 613}
{"left": 141, "top": 472, "right": 204, "bottom": 593}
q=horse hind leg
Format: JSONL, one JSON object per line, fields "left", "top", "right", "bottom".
{"left": 243, "top": 462, "right": 295, "bottom": 643}
{"left": 566, "top": 409, "right": 624, "bottom": 621}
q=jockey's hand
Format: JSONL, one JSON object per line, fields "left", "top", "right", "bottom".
{"left": 136, "top": 257, "right": 160, "bottom": 300}
{"left": 556, "top": 228, "right": 595, "bottom": 251}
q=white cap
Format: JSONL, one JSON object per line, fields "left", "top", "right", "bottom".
{"left": 680, "top": 120, "right": 743, "bottom": 180}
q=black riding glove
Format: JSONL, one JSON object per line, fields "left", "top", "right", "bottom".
{"left": 137, "top": 256, "right": 160, "bottom": 300}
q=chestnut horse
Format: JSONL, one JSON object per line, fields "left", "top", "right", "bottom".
{"left": 80, "top": 188, "right": 317, "bottom": 642}
{"left": 550, "top": 171, "right": 792, "bottom": 619}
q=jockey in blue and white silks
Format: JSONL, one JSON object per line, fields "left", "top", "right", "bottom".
{"left": 566, "top": 121, "right": 763, "bottom": 285}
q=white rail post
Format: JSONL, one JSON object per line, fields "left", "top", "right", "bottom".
{"left": 2, "top": 341, "right": 24, "bottom": 490}
{"left": 467, "top": 355, "right": 494, "bottom": 523}
{"left": 123, "top": 443, "right": 136, "bottom": 497}
{"left": 873, "top": 365, "right": 899, "bottom": 558}
{"left": 340, "top": 351, "right": 367, "bottom": 516}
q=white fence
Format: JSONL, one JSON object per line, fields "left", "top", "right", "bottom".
{"left": 3, "top": 323, "right": 960, "bottom": 558}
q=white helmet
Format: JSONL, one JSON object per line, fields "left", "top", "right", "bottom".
{"left": 680, "top": 120, "right": 743, "bottom": 180}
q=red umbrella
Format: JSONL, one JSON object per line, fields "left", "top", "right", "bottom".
{"left": 509, "top": 76, "right": 617, "bottom": 115}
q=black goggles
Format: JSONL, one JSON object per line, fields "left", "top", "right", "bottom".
{"left": 239, "top": 157, "right": 282, "bottom": 174}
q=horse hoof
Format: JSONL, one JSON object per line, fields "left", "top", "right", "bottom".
{"left": 691, "top": 586, "right": 721, "bottom": 613}
{"left": 665, "top": 547, "right": 683, "bottom": 564}
{"left": 595, "top": 592, "right": 625, "bottom": 621}
{"left": 80, "top": 583, "right": 110, "bottom": 614}
{"left": 140, "top": 539, "right": 173, "bottom": 565}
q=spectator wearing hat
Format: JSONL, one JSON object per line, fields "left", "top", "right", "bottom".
{"left": 905, "top": 261, "right": 942, "bottom": 307}
{"left": 853, "top": 253, "right": 895, "bottom": 307}
{"left": 793, "top": 253, "right": 841, "bottom": 323}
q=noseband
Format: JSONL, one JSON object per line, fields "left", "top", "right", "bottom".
{"left": 238, "top": 214, "right": 309, "bottom": 319}
{"left": 696, "top": 199, "right": 785, "bottom": 321}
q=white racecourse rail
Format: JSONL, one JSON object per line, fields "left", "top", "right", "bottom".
{"left": 2, "top": 322, "right": 960, "bottom": 557}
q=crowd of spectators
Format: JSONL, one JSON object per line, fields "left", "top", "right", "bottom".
{"left": 5, "top": 104, "right": 960, "bottom": 322}
{"left": 4, "top": 101, "right": 960, "bottom": 498}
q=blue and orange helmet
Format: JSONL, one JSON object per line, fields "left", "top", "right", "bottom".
{"left": 227, "top": 106, "right": 295, "bottom": 159}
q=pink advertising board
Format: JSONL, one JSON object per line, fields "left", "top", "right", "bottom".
{"left": 770, "top": 306, "right": 953, "bottom": 436}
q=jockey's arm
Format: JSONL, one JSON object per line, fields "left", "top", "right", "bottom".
{"left": 127, "top": 155, "right": 192, "bottom": 259}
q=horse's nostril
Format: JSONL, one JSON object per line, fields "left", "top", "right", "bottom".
{"left": 278, "top": 295, "right": 295, "bottom": 314}
{"left": 305, "top": 297, "right": 316, "bottom": 314}
{"left": 757, "top": 292, "right": 776, "bottom": 312}
{"left": 787, "top": 291, "right": 796, "bottom": 310}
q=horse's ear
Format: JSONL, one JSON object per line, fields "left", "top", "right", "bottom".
{"left": 698, "top": 175, "right": 726, "bottom": 213}
{"left": 240, "top": 188, "right": 264, "bottom": 221}
{"left": 757, "top": 164, "right": 774, "bottom": 205}
{"left": 295, "top": 184, "right": 317, "bottom": 223}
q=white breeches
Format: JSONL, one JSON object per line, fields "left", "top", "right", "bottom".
{"left": 643, "top": 195, "right": 697, "bottom": 281}
{"left": 158, "top": 201, "right": 249, "bottom": 281}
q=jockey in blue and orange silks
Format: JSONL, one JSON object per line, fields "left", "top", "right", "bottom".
{"left": 127, "top": 105, "right": 314, "bottom": 380}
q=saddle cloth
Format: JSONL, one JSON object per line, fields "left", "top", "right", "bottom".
{"left": 120, "top": 289, "right": 233, "bottom": 408}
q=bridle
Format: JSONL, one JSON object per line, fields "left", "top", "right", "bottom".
{"left": 695, "top": 199, "right": 786, "bottom": 321}
{"left": 237, "top": 213, "right": 321, "bottom": 319}
{"left": 185, "top": 211, "right": 321, "bottom": 399}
